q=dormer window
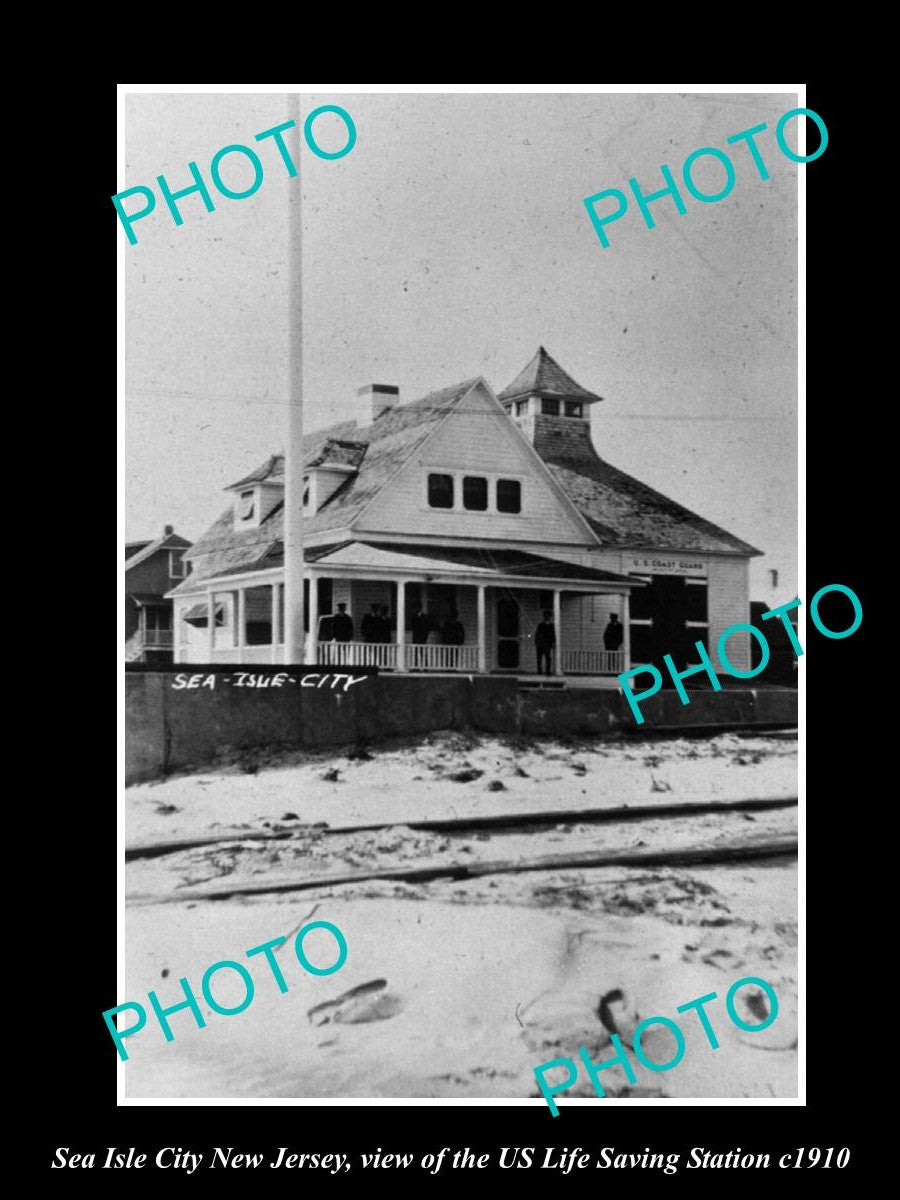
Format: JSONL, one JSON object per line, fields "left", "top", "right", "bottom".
{"left": 565, "top": 401, "right": 584, "bottom": 418}
{"left": 238, "top": 490, "right": 255, "bottom": 521}
{"left": 428, "top": 473, "right": 454, "bottom": 509}
{"left": 542, "top": 398, "right": 560, "bottom": 416}
{"left": 303, "top": 479, "right": 310, "bottom": 511}
{"left": 497, "top": 478, "right": 522, "bottom": 513}
{"left": 514, "top": 399, "right": 529, "bottom": 416}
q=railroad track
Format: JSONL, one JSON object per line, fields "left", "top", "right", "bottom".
{"left": 125, "top": 793, "right": 798, "bottom": 905}
{"left": 125, "top": 794, "right": 798, "bottom": 862}
{"left": 127, "top": 835, "right": 797, "bottom": 905}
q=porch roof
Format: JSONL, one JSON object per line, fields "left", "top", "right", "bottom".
{"left": 310, "top": 541, "right": 641, "bottom": 589}
{"left": 129, "top": 592, "right": 166, "bottom": 606}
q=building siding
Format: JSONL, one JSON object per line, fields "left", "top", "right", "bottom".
{"left": 707, "top": 556, "right": 751, "bottom": 673}
{"left": 358, "top": 384, "right": 595, "bottom": 547}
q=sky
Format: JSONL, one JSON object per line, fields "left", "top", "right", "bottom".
{"left": 120, "top": 89, "right": 799, "bottom": 599}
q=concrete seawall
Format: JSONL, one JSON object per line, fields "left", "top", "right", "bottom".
{"left": 125, "top": 670, "right": 798, "bottom": 785}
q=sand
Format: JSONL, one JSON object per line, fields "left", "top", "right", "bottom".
{"left": 122, "top": 731, "right": 798, "bottom": 1102}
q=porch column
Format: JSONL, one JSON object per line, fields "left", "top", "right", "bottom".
{"left": 236, "top": 580, "right": 247, "bottom": 648}
{"left": 396, "top": 579, "right": 407, "bottom": 672}
{"left": 477, "top": 585, "right": 487, "bottom": 673}
{"left": 306, "top": 574, "right": 319, "bottom": 662}
{"left": 622, "top": 590, "right": 631, "bottom": 671}
{"left": 271, "top": 583, "right": 281, "bottom": 665}
{"left": 553, "top": 588, "right": 563, "bottom": 675}
{"left": 206, "top": 589, "right": 215, "bottom": 660}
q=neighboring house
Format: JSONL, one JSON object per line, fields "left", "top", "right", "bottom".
{"left": 125, "top": 526, "right": 192, "bottom": 663}
{"left": 168, "top": 349, "right": 761, "bottom": 682}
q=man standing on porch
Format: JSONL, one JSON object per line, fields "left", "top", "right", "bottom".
{"left": 442, "top": 608, "right": 465, "bottom": 646}
{"left": 535, "top": 609, "right": 556, "bottom": 676}
{"left": 603, "top": 613, "right": 624, "bottom": 652}
{"left": 361, "top": 603, "right": 381, "bottom": 643}
{"left": 412, "top": 604, "right": 431, "bottom": 645}
{"left": 332, "top": 603, "right": 354, "bottom": 642}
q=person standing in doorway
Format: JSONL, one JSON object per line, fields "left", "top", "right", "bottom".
{"left": 603, "top": 613, "right": 624, "bottom": 653}
{"left": 534, "top": 608, "right": 556, "bottom": 676}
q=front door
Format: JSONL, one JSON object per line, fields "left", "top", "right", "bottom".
{"left": 496, "top": 593, "right": 520, "bottom": 669}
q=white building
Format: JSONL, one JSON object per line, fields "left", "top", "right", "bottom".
{"left": 169, "top": 348, "right": 760, "bottom": 681}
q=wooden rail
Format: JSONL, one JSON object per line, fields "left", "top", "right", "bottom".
{"left": 125, "top": 795, "right": 798, "bottom": 862}
{"left": 127, "top": 835, "right": 797, "bottom": 904}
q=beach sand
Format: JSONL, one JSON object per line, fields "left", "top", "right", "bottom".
{"left": 122, "top": 730, "right": 798, "bottom": 1102}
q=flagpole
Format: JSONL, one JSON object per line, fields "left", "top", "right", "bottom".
{"left": 284, "top": 93, "right": 305, "bottom": 663}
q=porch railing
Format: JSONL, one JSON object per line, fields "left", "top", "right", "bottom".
{"left": 315, "top": 641, "right": 479, "bottom": 672}
{"left": 407, "top": 643, "right": 479, "bottom": 672}
{"left": 560, "top": 648, "right": 626, "bottom": 675}
{"left": 316, "top": 642, "right": 399, "bottom": 669}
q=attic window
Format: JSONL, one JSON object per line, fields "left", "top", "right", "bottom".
{"left": 514, "top": 399, "right": 529, "bottom": 416}
{"left": 565, "top": 401, "right": 584, "bottom": 418}
{"left": 303, "top": 483, "right": 310, "bottom": 510}
{"left": 463, "top": 476, "right": 488, "bottom": 511}
{"left": 497, "top": 479, "right": 522, "bottom": 514}
{"left": 169, "top": 550, "right": 186, "bottom": 578}
{"left": 238, "top": 490, "right": 255, "bottom": 520}
{"left": 428, "top": 473, "right": 454, "bottom": 509}
{"left": 542, "top": 398, "right": 560, "bottom": 416}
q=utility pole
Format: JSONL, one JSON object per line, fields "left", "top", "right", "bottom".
{"left": 284, "top": 93, "right": 305, "bottom": 663}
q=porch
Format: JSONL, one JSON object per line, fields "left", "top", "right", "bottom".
{"left": 173, "top": 541, "right": 638, "bottom": 681}
{"left": 313, "top": 640, "right": 625, "bottom": 676}
{"left": 127, "top": 594, "right": 175, "bottom": 660}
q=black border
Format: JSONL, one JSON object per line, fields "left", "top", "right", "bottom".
{"left": 40, "top": 79, "right": 874, "bottom": 1181}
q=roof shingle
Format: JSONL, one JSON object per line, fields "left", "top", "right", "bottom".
{"left": 186, "top": 380, "right": 480, "bottom": 584}
{"left": 533, "top": 416, "right": 761, "bottom": 555}
{"left": 498, "top": 346, "right": 603, "bottom": 404}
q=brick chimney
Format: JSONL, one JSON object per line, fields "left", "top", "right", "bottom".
{"left": 164, "top": 524, "right": 174, "bottom": 535}
{"left": 358, "top": 383, "right": 399, "bottom": 423}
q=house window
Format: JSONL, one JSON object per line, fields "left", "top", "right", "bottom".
{"left": 302, "top": 483, "right": 310, "bottom": 510}
{"left": 496, "top": 478, "right": 522, "bottom": 513}
{"left": 169, "top": 550, "right": 186, "bottom": 578}
{"left": 542, "top": 398, "right": 560, "bottom": 416}
{"left": 463, "top": 476, "right": 488, "bottom": 511}
{"left": 238, "top": 490, "right": 255, "bottom": 520}
{"left": 565, "top": 401, "right": 583, "bottom": 418}
{"left": 427, "top": 473, "right": 454, "bottom": 509}
{"left": 514, "top": 399, "right": 529, "bottom": 416}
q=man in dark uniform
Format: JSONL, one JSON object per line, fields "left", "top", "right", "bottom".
{"left": 361, "top": 602, "right": 381, "bottom": 643}
{"left": 534, "top": 608, "right": 556, "bottom": 676}
{"left": 379, "top": 605, "right": 392, "bottom": 643}
{"left": 442, "top": 607, "right": 465, "bottom": 646}
{"left": 331, "top": 602, "right": 353, "bottom": 642}
{"left": 603, "top": 613, "right": 624, "bottom": 652}
{"left": 412, "top": 604, "right": 432, "bottom": 645}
